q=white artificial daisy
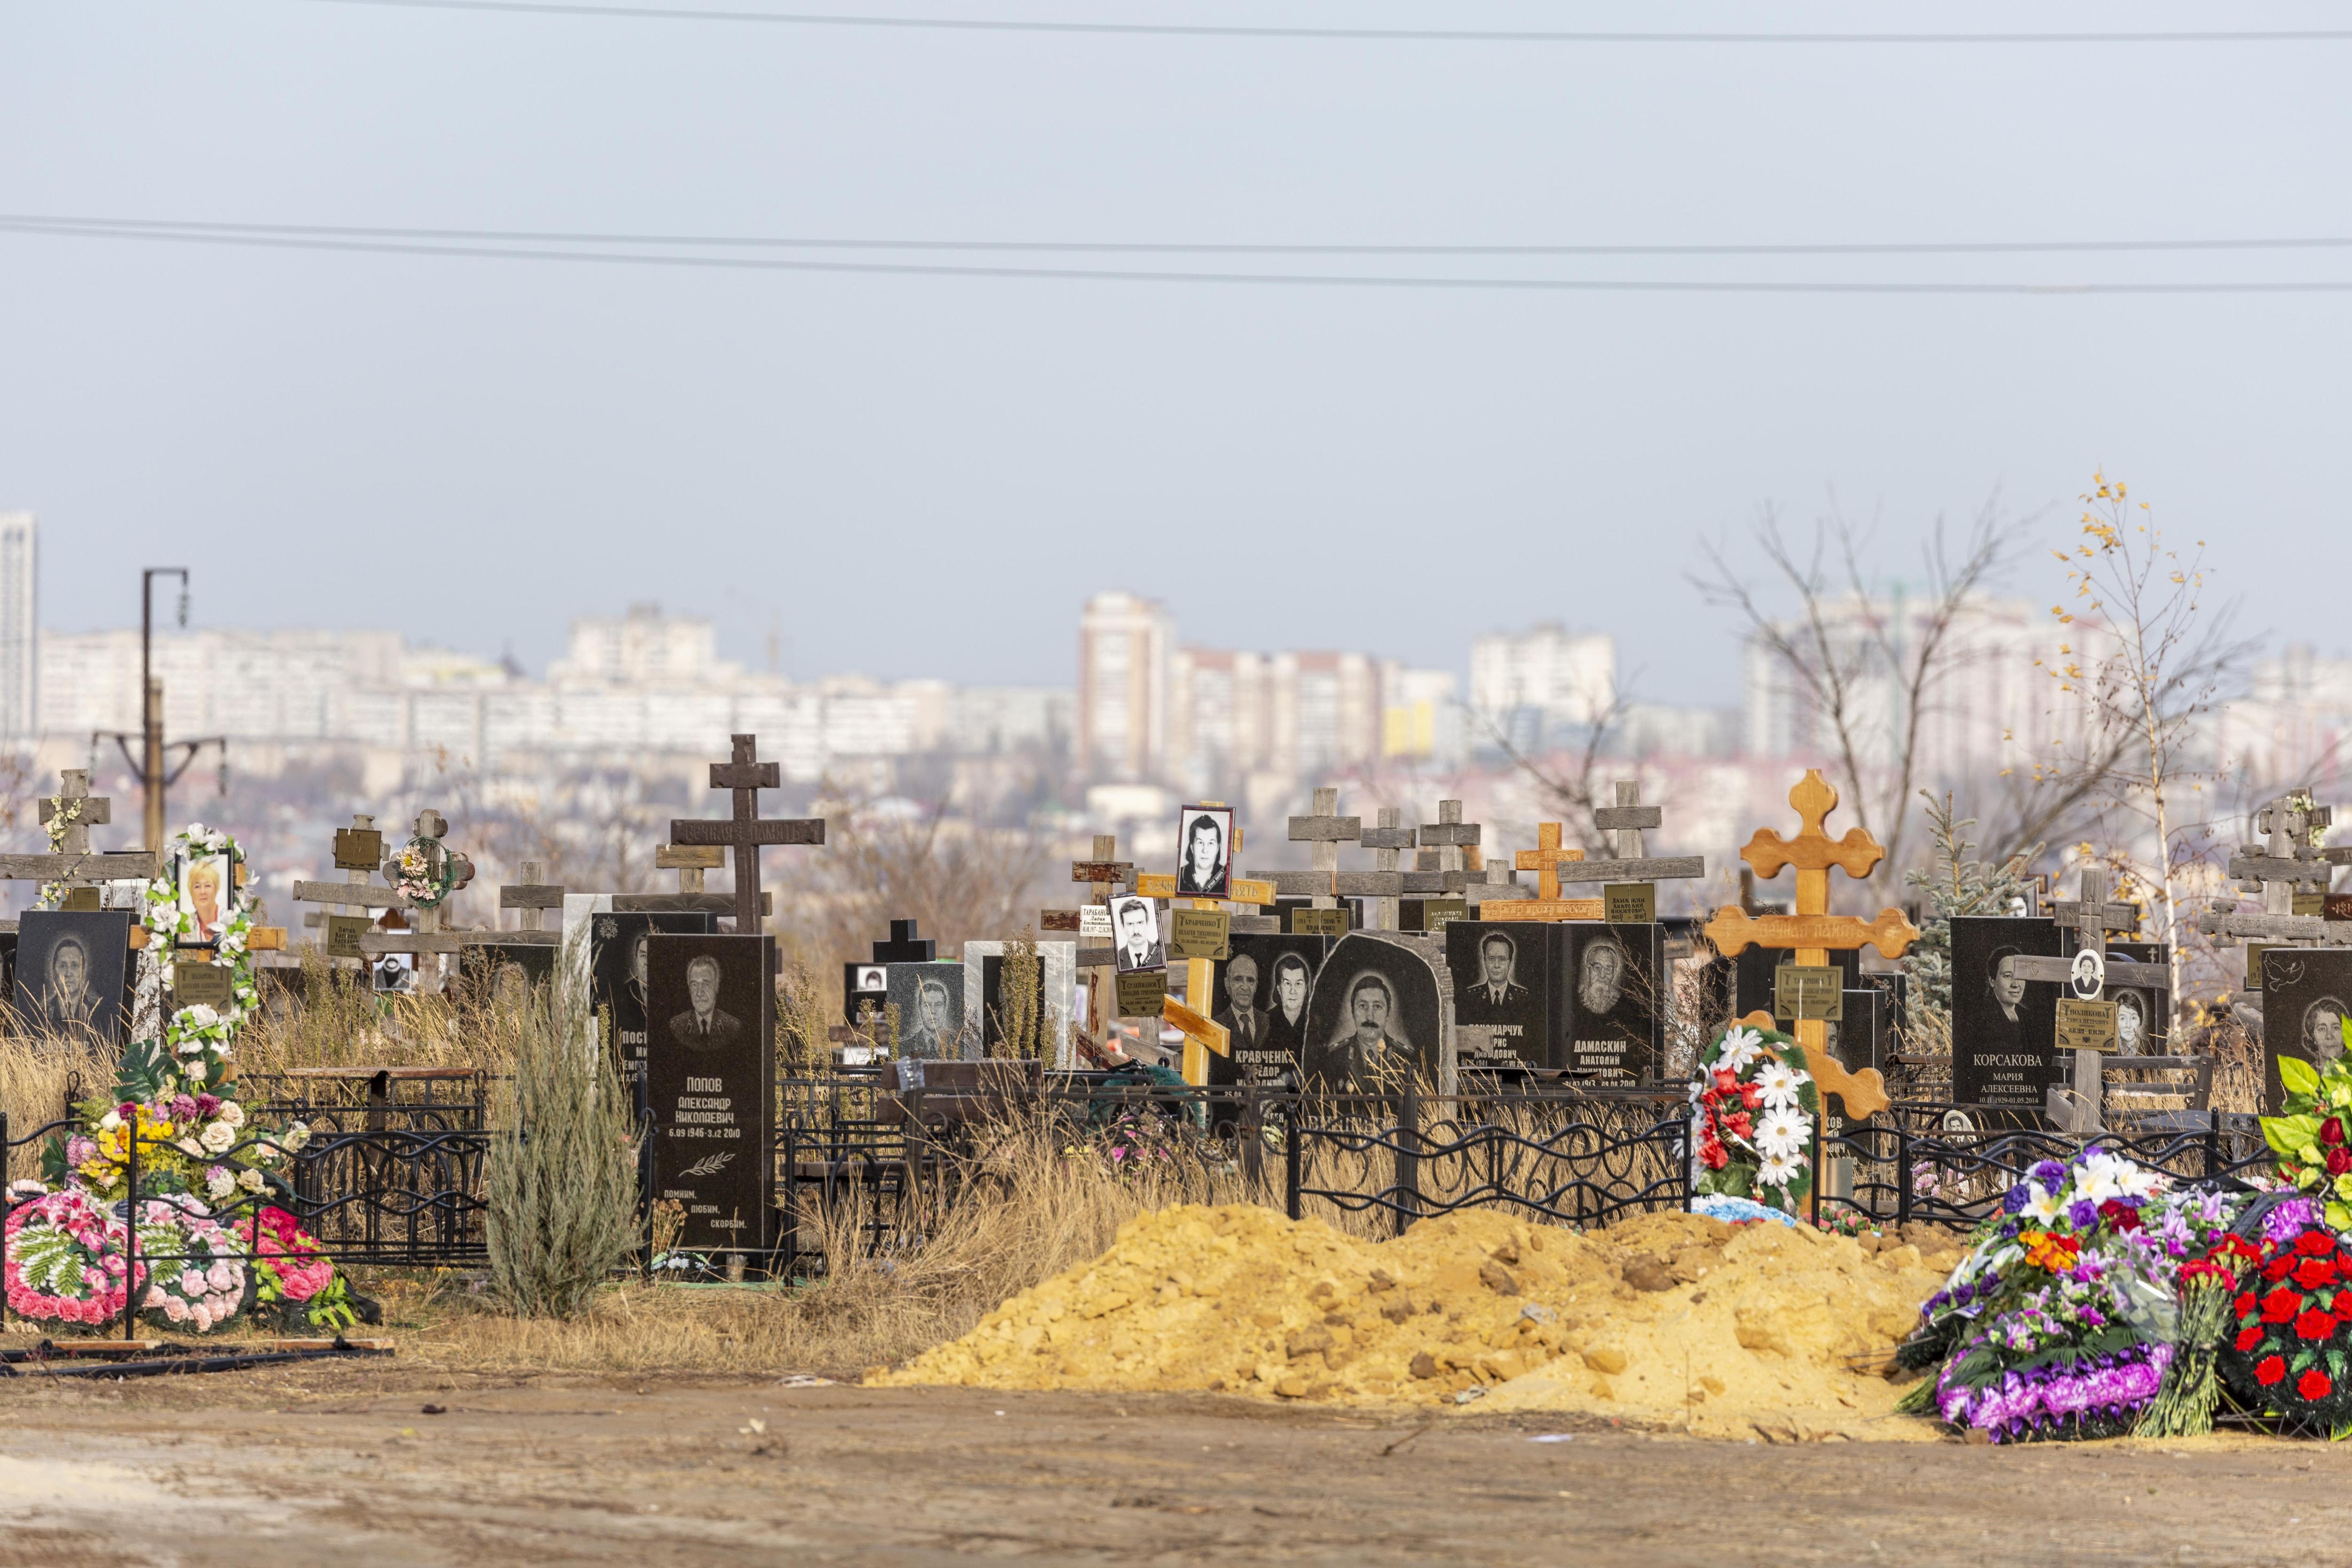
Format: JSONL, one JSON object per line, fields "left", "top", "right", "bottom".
{"left": 1716, "top": 1027, "right": 1766, "bottom": 1074}
{"left": 1755, "top": 1108, "right": 1812, "bottom": 1159}
{"left": 1754, "top": 1062, "right": 1808, "bottom": 1110}
{"left": 2020, "top": 1181, "right": 2064, "bottom": 1224}
{"left": 1756, "top": 1148, "right": 1799, "bottom": 1188}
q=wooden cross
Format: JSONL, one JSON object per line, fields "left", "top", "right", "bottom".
{"left": 2200, "top": 792, "right": 2351, "bottom": 952}
{"left": 2006, "top": 865, "right": 2165, "bottom": 1131}
{"left": 669, "top": 734, "right": 824, "bottom": 933}
{"left": 1542, "top": 782, "right": 1706, "bottom": 917}
{"left": 1355, "top": 808, "right": 1414, "bottom": 931}
{"left": 5, "top": 770, "right": 159, "bottom": 912}
{"left": 350, "top": 810, "right": 476, "bottom": 992}
{"left": 1254, "top": 788, "right": 1362, "bottom": 924}
{"left": 1704, "top": 771, "right": 1919, "bottom": 1119}
{"left": 491, "top": 860, "right": 565, "bottom": 946}
{"left": 1507, "top": 823, "right": 1603, "bottom": 922}
{"left": 291, "top": 813, "right": 410, "bottom": 964}
{"left": 611, "top": 843, "right": 771, "bottom": 920}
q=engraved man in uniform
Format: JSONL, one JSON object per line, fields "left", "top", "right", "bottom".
{"left": 1317, "top": 973, "right": 1413, "bottom": 1092}
{"left": 900, "top": 975, "right": 957, "bottom": 1058}
{"left": 668, "top": 954, "right": 743, "bottom": 1053}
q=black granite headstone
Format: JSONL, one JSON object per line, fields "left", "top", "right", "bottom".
{"left": 16, "top": 910, "right": 134, "bottom": 1045}
{"left": 592, "top": 911, "right": 713, "bottom": 1086}
{"left": 1206, "top": 934, "right": 1328, "bottom": 1090}
{"left": 1564, "top": 923, "right": 1664, "bottom": 1084}
{"left": 2106, "top": 940, "right": 2170, "bottom": 1056}
{"left": 1303, "top": 934, "right": 1446, "bottom": 1092}
{"left": 1950, "top": 915, "right": 2061, "bottom": 1108}
{"left": 2262, "top": 947, "right": 2352, "bottom": 1114}
{"left": 1446, "top": 921, "right": 1565, "bottom": 1071}
{"left": 888, "top": 959, "right": 967, "bottom": 1060}
{"left": 645, "top": 932, "right": 775, "bottom": 1255}
{"left": 457, "top": 939, "right": 556, "bottom": 1006}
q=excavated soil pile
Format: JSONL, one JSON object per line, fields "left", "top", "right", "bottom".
{"left": 876, "top": 1204, "right": 1970, "bottom": 1441}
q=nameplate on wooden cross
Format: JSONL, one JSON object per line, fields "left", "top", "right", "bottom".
{"left": 1114, "top": 969, "right": 1169, "bottom": 1018}
{"left": 326, "top": 915, "right": 371, "bottom": 960}
{"left": 173, "top": 961, "right": 235, "bottom": 1010}
{"left": 1773, "top": 964, "right": 1845, "bottom": 1022}
{"left": 1226, "top": 877, "right": 1277, "bottom": 907}
{"left": 1290, "top": 907, "right": 1349, "bottom": 938}
{"left": 2328, "top": 895, "right": 2352, "bottom": 923}
{"left": 1080, "top": 905, "right": 1113, "bottom": 940}
{"left": 1133, "top": 872, "right": 1178, "bottom": 899}
{"left": 61, "top": 888, "right": 101, "bottom": 912}
{"left": 2056, "top": 997, "right": 2120, "bottom": 1053}
{"left": 1168, "top": 908, "right": 1231, "bottom": 962}
{"left": 1511, "top": 899, "right": 1606, "bottom": 922}
{"left": 1604, "top": 883, "right": 1656, "bottom": 924}
{"left": 2295, "top": 891, "right": 2327, "bottom": 918}
{"left": 2246, "top": 943, "right": 2271, "bottom": 990}
{"left": 332, "top": 829, "right": 384, "bottom": 871}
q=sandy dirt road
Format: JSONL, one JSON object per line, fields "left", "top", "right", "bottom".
{"left": 0, "top": 1364, "right": 2342, "bottom": 1566}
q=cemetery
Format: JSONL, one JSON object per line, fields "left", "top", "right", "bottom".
{"left": 0, "top": 728, "right": 2341, "bottom": 1510}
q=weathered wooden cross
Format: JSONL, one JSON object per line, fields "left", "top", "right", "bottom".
{"left": 1703, "top": 771, "right": 1918, "bottom": 1119}
{"left": 484, "top": 860, "right": 564, "bottom": 946}
{"left": 2199, "top": 791, "right": 2350, "bottom": 985}
{"left": 1132, "top": 804, "right": 1278, "bottom": 1082}
{"left": 1261, "top": 788, "right": 1360, "bottom": 925}
{"left": 668, "top": 734, "right": 824, "bottom": 934}
{"left": 353, "top": 810, "right": 475, "bottom": 993}
{"left": 2007, "top": 865, "right": 2165, "bottom": 1132}
{"left": 1356, "top": 807, "right": 1414, "bottom": 931}
{"left": 292, "top": 813, "right": 409, "bottom": 965}
{"left": 1541, "top": 781, "right": 1706, "bottom": 920}
{"left": 6, "top": 770, "right": 159, "bottom": 916}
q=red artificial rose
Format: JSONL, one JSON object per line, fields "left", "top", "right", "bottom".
{"left": 1725, "top": 1112, "right": 1754, "bottom": 1138}
{"left": 2235, "top": 1324, "right": 2264, "bottom": 1353}
{"left": 2296, "top": 1257, "right": 2340, "bottom": 1290}
{"left": 2328, "top": 1148, "right": 2352, "bottom": 1178}
{"left": 2236, "top": 1290, "right": 2259, "bottom": 1320}
{"left": 2300, "top": 1368, "right": 2336, "bottom": 1402}
{"left": 1713, "top": 1068, "right": 1739, "bottom": 1094}
{"left": 2296, "top": 1309, "right": 2337, "bottom": 1342}
{"left": 2098, "top": 1202, "right": 2144, "bottom": 1233}
{"left": 2299, "top": 1230, "right": 2336, "bottom": 1257}
{"left": 2257, "top": 1355, "right": 2288, "bottom": 1387}
{"left": 1700, "top": 1138, "right": 1728, "bottom": 1171}
{"left": 1740, "top": 1083, "right": 1764, "bottom": 1111}
{"left": 2324, "top": 1116, "right": 2346, "bottom": 1147}
{"left": 2264, "top": 1288, "right": 2304, "bottom": 1323}
{"left": 2267, "top": 1257, "right": 2297, "bottom": 1282}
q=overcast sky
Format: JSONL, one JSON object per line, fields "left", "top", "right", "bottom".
{"left": 3, "top": 1, "right": 2346, "bottom": 704}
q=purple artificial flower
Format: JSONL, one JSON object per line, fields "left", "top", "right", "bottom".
{"left": 2263, "top": 1197, "right": 2323, "bottom": 1248}
{"left": 2003, "top": 1184, "right": 2034, "bottom": 1215}
{"left": 2067, "top": 1198, "right": 2101, "bottom": 1229}
{"left": 2031, "top": 1159, "right": 2067, "bottom": 1186}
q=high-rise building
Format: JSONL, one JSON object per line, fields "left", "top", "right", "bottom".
{"left": 1077, "top": 591, "right": 1173, "bottom": 782}
{"left": 1469, "top": 623, "right": 1616, "bottom": 756}
{"left": 0, "top": 513, "right": 34, "bottom": 739}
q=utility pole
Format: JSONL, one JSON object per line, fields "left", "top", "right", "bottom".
{"left": 141, "top": 568, "right": 188, "bottom": 851}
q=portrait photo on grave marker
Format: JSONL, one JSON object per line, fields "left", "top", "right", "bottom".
{"left": 372, "top": 950, "right": 416, "bottom": 995}
{"left": 1446, "top": 921, "right": 1559, "bottom": 1070}
{"left": 592, "top": 912, "right": 711, "bottom": 1081}
{"left": 644, "top": 932, "right": 775, "bottom": 1254}
{"left": 1176, "top": 805, "right": 1234, "bottom": 899}
{"left": 1564, "top": 923, "right": 1661, "bottom": 1083}
{"left": 174, "top": 847, "right": 243, "bottom": 947}
{"left": 2263, "top": 947, "right": 2352, "bottom": 1111}
{"left": 16, "top": 911, "right": 132, "bottom": 1044}
{"left": 1109, "top": 893, "right": 1166, "bottom": 973}
{"left": 1949, "top": 915, "right": 2062, "bottom": 1108}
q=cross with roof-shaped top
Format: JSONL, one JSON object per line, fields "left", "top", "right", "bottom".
{"left": 1704, "top": 770, "right": 1918, "bottom": 1118}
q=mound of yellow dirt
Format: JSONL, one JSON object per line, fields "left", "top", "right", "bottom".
{"left": 874, "top": 1204, "right": 1968, "bottom": 1441}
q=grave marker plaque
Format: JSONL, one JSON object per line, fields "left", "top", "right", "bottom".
{"left": 1773, "top": 963, "right": 1845, "bottom": 1022}
{"left": 1203, "top": 933, "right": 1326, "bottom": 1090}
{"left": 645, "top": 932, "right": 775, "bottom": 1255}
{"left": 1168, "top": 908, "right": 1232, "bottom": 962}
{"left": 1303, "top": 932, "right": 1447, "bottom": 1093}
{"left": 16, "top": 910, "right": 135, "bottom": 1045}
{"left": 1115, "top": 968, "right": 1169, "bottom": 1018}
{"left": 887, "top": 960, "right": 968, "bottom": 1060}
{"left": 2055, "top": 997, "right": 2120, "bottom": 1054}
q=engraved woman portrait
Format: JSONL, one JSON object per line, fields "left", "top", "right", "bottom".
{"left": 2305, "top": 996, "right": 2348, "bottom": 1064}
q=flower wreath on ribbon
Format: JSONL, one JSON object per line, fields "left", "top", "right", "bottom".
{"left": 141, "top": 823, "right": 256, "bottom": 1085}
{"left": 1689, "top": 1022, "right": 1820, "bottom": 1213}
{"left": 387, "top": 834, "right": 458, "bottom": 908}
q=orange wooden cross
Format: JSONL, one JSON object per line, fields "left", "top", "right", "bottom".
{"left": 1506, "top": 822, "right": 1605, "bottom": 923}
{"left": 1704, "top": 770, "right": 1919, "bottom": 1118}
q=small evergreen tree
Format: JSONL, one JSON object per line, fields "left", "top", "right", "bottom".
{"left": 1904, "top": 791, "right": 2038, "bottom": 1037}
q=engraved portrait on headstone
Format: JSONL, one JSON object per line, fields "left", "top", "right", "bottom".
{"left": 1950, "top": 915, "right": 2061, "bottom": 1108}
{"left": 1563, "top": 923, "right": 1661, "bottom": 1083}
{"left": 1446, "top": 921, "right": 1559, "bottom": 1070}
{"left": 1205, "top": 934, "right": 1326, "bottom": 1090}
{"left": 887, "top": 960, "right": 967, "bottom": 1060}
{"left": 1303, "top": 933, "right": 1445, "bottom": 1093}
{"left": 594, "top": 911, "right": 711, "bottom": 1083}
{"left": 17, "top": 911, "right": 133, "bottom": 1044}
{"left": 2260, "top": 948, "right": 2352, "bottom": 1112}
{"left": 667, "top": 953, "right": 746, "bottom": 1053}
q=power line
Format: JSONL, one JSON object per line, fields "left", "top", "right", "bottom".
{"left": 13, "top": 213, "right": 2352, "bottom": 259}
{"left": 300, "top": 0, "right": 2352, "bottom": 45}
{"left": 9, "top": 216, "right": 2352, "bottom": 293}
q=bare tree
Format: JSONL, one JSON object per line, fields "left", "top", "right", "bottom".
{"left": 1470, "top": 679, "right": 1639, "bottom": 854}
{"left": 1690, "top": 496, "right": 2031, "bottom": 886}
{"left": 2027, "top": 474, "right": 2248, "bottom": 1024}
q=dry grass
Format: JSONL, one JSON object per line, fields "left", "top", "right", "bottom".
{"left": 0, "top": 1017, "right": 112, "bottom": 1184}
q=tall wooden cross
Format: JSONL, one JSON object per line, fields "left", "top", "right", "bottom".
{"left": 2007, "top": 866, "right": 2164, "bottom": 1132}
{"left": 1042, "top": 834, "right": 1131, "bottom": 1045}
{"left": 669, "top": 734, "right": 824, "bottom": 934}
{"left": 1265, "top": 788, "right": 1359, "bottom": 921}
{"left": 1703, "top": 771, "right": 1919, "bottom": 1119}
{"left": 1541, "top": 781, "right": 1706, "bottom": 919}
{"left": 7, "top": 770, "right": 159, "bottom": 912}
{"left": 1356, "top": 807, "right": 1414, "bottom": 931}
{"left": 2199, "top": 791, "right": 2349, "bottom": 972}
{"left": 492, "top": 860, "right": 565, "bottom": 945}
